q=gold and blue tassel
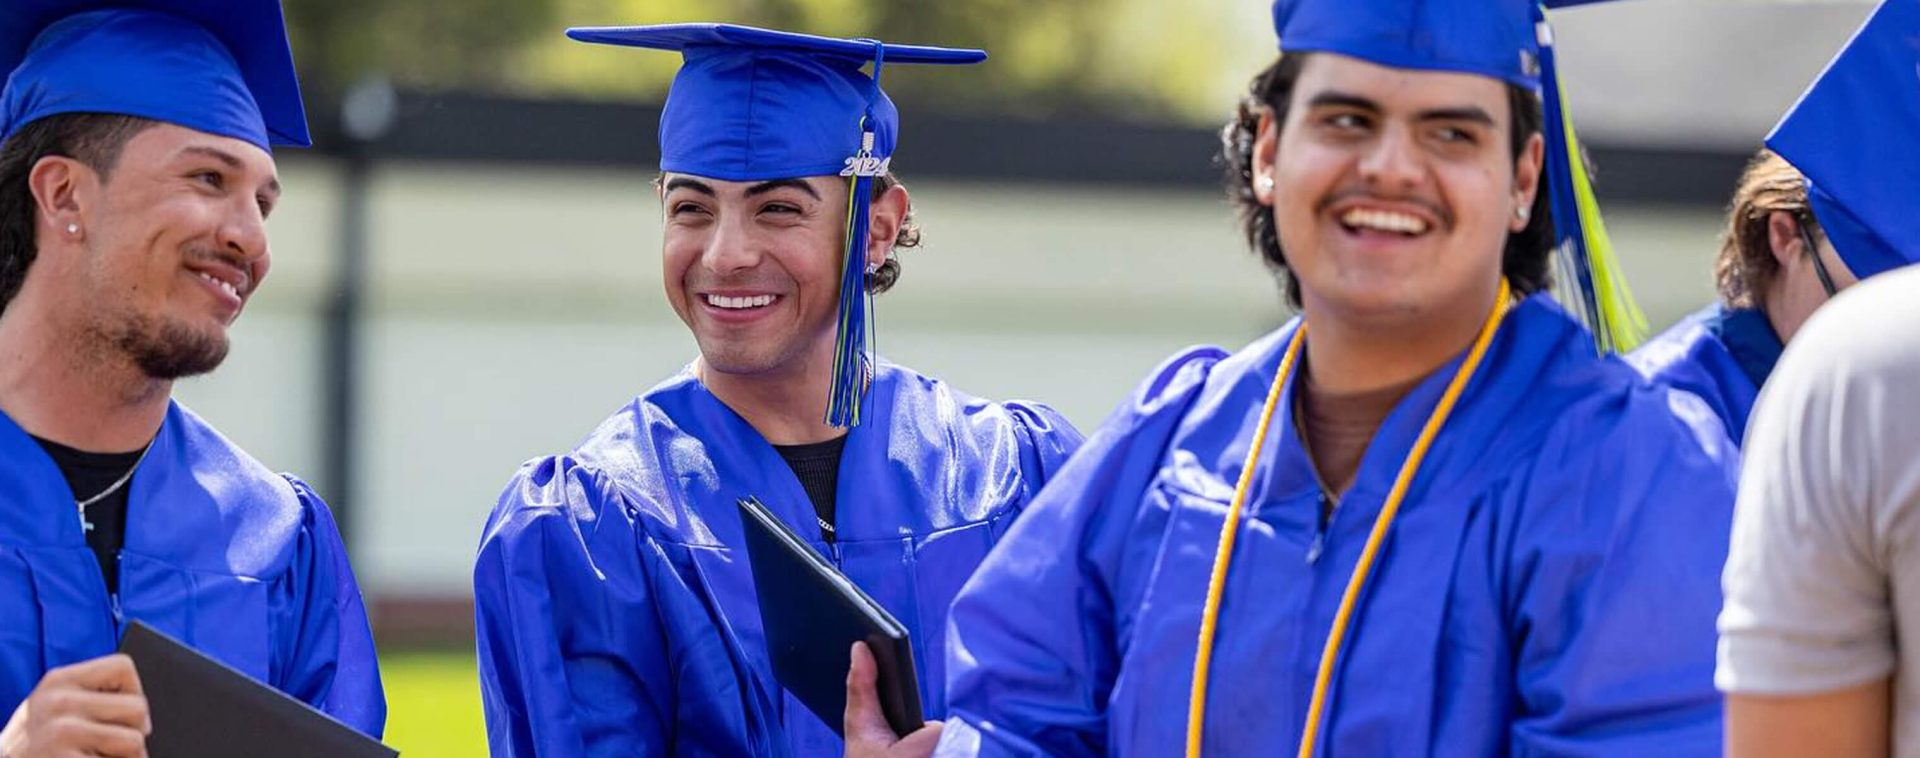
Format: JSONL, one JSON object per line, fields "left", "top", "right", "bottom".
{"left": 826, "top": 42, "right": 890, "bottom": 428}
{"left": 1536, "top": 6, "right": 1647, "bottom": 353}
{"left": 826, "top": 125, "right": 881, "bottom": 428}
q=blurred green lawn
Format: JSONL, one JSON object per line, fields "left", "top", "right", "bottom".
{"left": 382, "top": 649, "right": 488, "bottom": 757}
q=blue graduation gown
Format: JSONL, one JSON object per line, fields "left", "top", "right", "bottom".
{"left": 0, "top": 403, "right": 385, "bottom": 736}
{"left": 473, "top": 360, "right": 1082, "bottom": 757}
{"left": 1626, "top": 303, "right": 1783, "bottom": 443}
{"left": 937, "top": 295, "right": 1738, "bottom": 756}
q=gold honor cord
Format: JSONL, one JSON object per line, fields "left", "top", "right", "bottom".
{"left": 1184, "top": 303, "right": 1302, "bottom": 758}
{"left": 1184, "top": 279, "right": 1514, "bottom": 758}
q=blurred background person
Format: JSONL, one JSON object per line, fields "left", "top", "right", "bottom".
{"left": 1626, "top": 142, "right": 1920, "bottom": 443}
{"left": 1722, "top": 267, "right": 1920, "bottom": 758}
{"left": 1719, "top": 2, "right": 1920, "bottom": 755}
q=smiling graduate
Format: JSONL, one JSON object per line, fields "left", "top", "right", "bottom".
{"left": 0, "top": 1, "right": 383, "bottom": 753}
{"left": 932, "top": 1, "right": 1740, "bottom": 755}
{"left": 470, "top": 23, "right": 1083, "bottom": 757}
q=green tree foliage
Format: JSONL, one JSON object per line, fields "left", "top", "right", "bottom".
{"left": 285, "top": 0, "right": 561, "bottom": 91}
{"left": 284, "top": 0, "right": 1272, "bottom": 123}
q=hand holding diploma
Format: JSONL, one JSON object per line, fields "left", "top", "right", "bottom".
{"left": 0, "top": 654, "right": 150, "bottom": 758}
{"left": 844, "top": 642, "right": 940, "bottom": 758}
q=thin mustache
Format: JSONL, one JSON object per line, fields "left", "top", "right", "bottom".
{"left": 1315, "top": 189, "right": 1452, "bottom": 229}
{"left": 184, "top": 248, "right": 254, "bottom": 296}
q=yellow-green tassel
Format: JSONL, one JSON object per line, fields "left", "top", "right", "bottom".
{"left": 1557, "top": 79, "right": 1647, "bottom": 352}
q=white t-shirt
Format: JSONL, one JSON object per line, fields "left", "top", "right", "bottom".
{"left": 1718, "top": 264, "right": 1920, "bottom": 752}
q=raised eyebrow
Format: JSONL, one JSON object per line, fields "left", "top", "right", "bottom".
{"left": 745, "top": 178, "right": 822, "bottom": 200}
{"left": 662, "top": 177, "right": 717, "bottom": 196}
{"left": 1416, "top": 106, "right": 1497, "bottom": 126}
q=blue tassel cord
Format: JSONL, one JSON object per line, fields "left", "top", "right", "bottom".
{"left": 826, "top": 126, "right": 880, "bottom": 428}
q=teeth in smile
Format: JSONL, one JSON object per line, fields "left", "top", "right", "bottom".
{"left": 197, "top": 272, "right": 238, "bottom": 298}
{"left": 1340, "top": 208, "right": 1429, "bottom": 235}
{"left": 706, "top": 294, "right": 776, "bottom": 309}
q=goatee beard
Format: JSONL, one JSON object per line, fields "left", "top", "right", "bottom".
{"left": 98, "top": 312, "right": 229, "bottom": 380}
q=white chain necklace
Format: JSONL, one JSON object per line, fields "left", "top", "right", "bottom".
{"left": 75, "top": 442, "right": 153, "bottom": 533}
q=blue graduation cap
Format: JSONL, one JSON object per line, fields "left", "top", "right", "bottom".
{"left": 568, "top": 23, "right": 986, "bottom": 427}
{"left": 1270, "top": 0, "right": 1645, "bottom": 352}
{"left": 0, "top": 0, "right": 309, "bottom": 151}
{"left": 1766, "top": 0, "right": 1920, "bottom": 281}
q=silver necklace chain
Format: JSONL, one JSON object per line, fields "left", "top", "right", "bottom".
{"left": 75, "top": 442, "right": 154, "bottom": 517}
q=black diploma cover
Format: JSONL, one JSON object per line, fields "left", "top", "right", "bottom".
{"left": 118, "top": 621, "right": 398, "bottom": 758}
{"left": 737, "top": 496, "right": 924, "bottom": 737}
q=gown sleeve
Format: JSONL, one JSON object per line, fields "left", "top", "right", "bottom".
{"left": 472, "top": 456, "right": 673, "bottom": 757}
{"left": 1501, "top": 387, "right": 1739, "bottom": 756}
{"left": 937, "top": 349, "right": 1225, "bottom": 758}
{"left": 274, "top": 475, "right": 387, "bottom": 738}
{"left": 1003, "top": 401, "right": 1086, "bottom": 488}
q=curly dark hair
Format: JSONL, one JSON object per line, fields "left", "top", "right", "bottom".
{"left": 0, "top": 113, "right": 157, "bottom": 315}
{"left": 1220, "top": 53, "right": 1556, "bottom": 308}
{"left": 863, "top": 171, "right": 919, "bottom": 295}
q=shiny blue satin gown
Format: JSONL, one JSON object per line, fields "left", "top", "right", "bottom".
{"left": 0, "top": 403, "right": 385, "bottom": 737}
{"left": 937, "top": 295, "right": 1738, "bottom": 756}
{"left": 475, "top": 360, "right": 1082, "bottom": 756}
{"left": 1627, "top": 302, "right": 1783, "bottom": 444}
